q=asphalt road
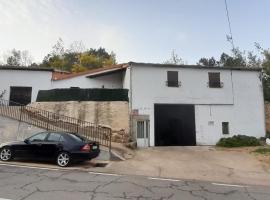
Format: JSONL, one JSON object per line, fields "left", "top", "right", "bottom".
{"left": 0, "top": 164, "right": 269, "bottom": 200}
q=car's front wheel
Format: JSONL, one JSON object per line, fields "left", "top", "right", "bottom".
{"left": 56, "top": 152, "right": 70, "bottom": 167}
{"left": 0, "top": 147, "right": 13, "bottom": 161}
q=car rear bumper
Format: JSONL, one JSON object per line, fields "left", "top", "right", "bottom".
{"left": 71, "top": 149, "right": 100, "bottom": 161}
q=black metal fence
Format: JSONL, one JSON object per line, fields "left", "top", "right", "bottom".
{"left": 0, "top": 99, "right": 112, "bottom": 149}
{"left": 37, "top": 88, "right": 129, "bottom": 102}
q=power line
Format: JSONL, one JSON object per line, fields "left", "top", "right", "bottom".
{"left": 224, "top": 0, "right": 235, "bottom": 50}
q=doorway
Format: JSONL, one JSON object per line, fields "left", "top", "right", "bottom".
{"left": 154, "top": 104, "right": 196, "bottom": 146}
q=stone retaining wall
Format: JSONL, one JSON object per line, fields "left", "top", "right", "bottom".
{"left": 29, "top": 101, "right": 130, "bottom": 143}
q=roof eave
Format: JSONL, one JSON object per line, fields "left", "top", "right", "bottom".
{"left": 128, "top": 62, "right": 262, "bottom": 71}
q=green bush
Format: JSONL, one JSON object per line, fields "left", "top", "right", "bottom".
{"left": 216, "top": 135, "right": 261, "bottom": 147}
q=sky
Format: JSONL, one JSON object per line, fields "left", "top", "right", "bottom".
{"left": 0, "top": 0, "right": 269, "bottom": 64}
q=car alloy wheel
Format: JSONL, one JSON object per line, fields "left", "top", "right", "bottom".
{"left": 57, "top": 152, "right": 70, "bottom": 167}
{"left": 0, "top": 147, "right": 12, "bottom": 161}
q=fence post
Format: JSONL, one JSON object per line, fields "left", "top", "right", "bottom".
{"left": 76, "top": 119, "right": 80, "bottom": 133}
{"left": 19, "top": 106, "right": 23, "bottom": 122}
{"left": 46, "top": 112, "right": 50, "bottom": 130}
{"left": 109, "top": 128, "right": 112, "bottom": 154}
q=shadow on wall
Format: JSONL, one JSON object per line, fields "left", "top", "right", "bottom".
{"left": 0, "top": 115, "right": 45, "bottom": 143}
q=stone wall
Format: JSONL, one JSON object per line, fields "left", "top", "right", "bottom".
{"left": 29, "top": 101, "right": 130, "bottom": 143}
{"left": 0, "top": 115, "right": 46, "bottom": 143}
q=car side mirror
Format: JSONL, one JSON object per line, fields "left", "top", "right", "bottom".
{"left": 24, "top": 139, "right": 29, "bottom": 144}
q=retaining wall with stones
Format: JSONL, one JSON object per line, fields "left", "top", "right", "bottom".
{"left": 29, "top": 101, "right": 130, "bottom": 143}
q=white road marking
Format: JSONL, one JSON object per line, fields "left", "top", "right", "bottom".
{"left": 212, "top": 182, "right": 247, "bottom": 188}
{"left": 0, "top": 163, "right": 60, "bottom": 171}
{"left": 0, "top": 198, "right": 12, "bottom": 200}
{"left": 148, "top": 177, "right": 181, "bottom": 182}
{"left": 88, "top": 172, "right": 122, "bottom": 176}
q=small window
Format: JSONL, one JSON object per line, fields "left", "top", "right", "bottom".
{"left": 222, "top": 122, "right": 229, "bottom": 135}
{"left": 137, "top": 121, "right": 144, "bottom": 138}
{"left": 167, "top": 71, "right": 179, "bottom": 87}
{"left": 47, "top": 133, "right": 61, "bottom": 142}
{"left": 208, "top": 72, "right": 222, "bottom": 88}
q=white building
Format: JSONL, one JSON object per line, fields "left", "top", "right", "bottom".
{"left": 81, "top": 62, "right": 265, "bottom": 147}
{"left": 0, "top": 63, "right": 265, "bottom": 146}
{"left": 123, "top": 62, "right": 265, "bottom": 147}
{"left": 0, "top": 67, "right": 53, "bottom": 105}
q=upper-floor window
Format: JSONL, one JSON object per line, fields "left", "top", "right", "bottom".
{"left": 208, "top": 72, "right": 222, "bottom": 88}
{"left": 167, "top": 71, "right": 180, "bottom": 87}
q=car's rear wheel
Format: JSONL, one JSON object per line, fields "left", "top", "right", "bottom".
{"left": 0, "top": 147, "right": 13, "bottom": 161}
{"left": 56, "top": 152, "right": 70, "bottom": 167}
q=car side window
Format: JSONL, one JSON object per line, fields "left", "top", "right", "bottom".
{"left": 28, "top": 133, "right": 48, "bottom": 142}
{"left": 47, "top": 133, "right": 61, "bottom": 142}
{"left": 59, "top": 135, "right": 67, "bottom": 143}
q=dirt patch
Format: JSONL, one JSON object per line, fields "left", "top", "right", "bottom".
{"left": 216, "top": 146, "right": 270, "bottom": 172}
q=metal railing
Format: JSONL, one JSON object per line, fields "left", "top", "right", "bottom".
{"left": 0, "top": 99, "right": 112, "bottom": 149}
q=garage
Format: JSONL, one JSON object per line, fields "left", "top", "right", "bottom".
{"left": 154, "top": 104, "right": 196, "bottom": 146}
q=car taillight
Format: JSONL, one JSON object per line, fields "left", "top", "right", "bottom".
{"left": 81, "top": 144, "right": 91, "bottom": 152}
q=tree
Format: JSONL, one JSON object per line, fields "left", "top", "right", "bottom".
{"left": 40, "top": 38, "right": 117, "bottom": 71}
{"left": 219, "top": 48, "right": 246, "bottom": 67}
{"left": 6, "top": 49, "right": 21, "bottom": 66}
{"left": 20, "top": 50, "right": 33, "bottom": 66}
{"left": 198, "top": 48, "right": 261, "bottom": 68}
{"left": 79, "top": 53, "right": 100, "bottom": 68}
{"left": 164, "top": 50, "right": 184, "bottom": 65}
{"left": 4, "top": 49, "right": 33, "bottom": 67}
{"left": 68, "top": 41, "right": 85, "bottom": 53}
{"left": 71, "top": 63, "right": 87, "bottom": 73}
{"left": 52, "top": 38, "right": 65, "bottom": 56}
{"left": 259, "top": 46, "right": 270, "bottom": 101}
{"left": 198, "top": 57, "right": 219, "bottom": 66}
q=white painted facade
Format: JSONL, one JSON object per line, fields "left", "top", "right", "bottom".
{"left": 128, "top": 63, "right": 265, "bottom": 146}
{"left": 0, "top": 63, "right": 265, "bottom": 146}
{"left": 52, "top": 72, "right": 123, "bottom": 89}
{"left": 0, "top": 69, "right": 53, "bottom": 102}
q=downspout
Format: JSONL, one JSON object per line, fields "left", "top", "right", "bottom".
{"left": 260, "top": 70, "right": 267, "bottom": 136}
{"left": 129, "top": 63, "right": 134, "bottom": 141}
{"left": 230, "top": 69, "right": 235, "bottom": 105}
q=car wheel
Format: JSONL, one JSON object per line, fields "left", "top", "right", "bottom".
{"left": 56, "top": 152, "right": 70, "bottom": 167}
{"left": 0, "top": 147, "right": 13, "bottom": 161}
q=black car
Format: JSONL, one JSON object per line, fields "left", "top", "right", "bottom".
{"left": 0, "top": 131, "right": 100, "bottom": 167}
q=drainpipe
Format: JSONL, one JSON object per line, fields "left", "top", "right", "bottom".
{"left": 129, "top": 63, "right": 134, "bottom": 141}
{"left": 230, "top": 70, "right": 235, "bottom": 105}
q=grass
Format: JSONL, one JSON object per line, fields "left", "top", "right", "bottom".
{"left": 216, "top": 135, "right": 261, "bottom": 147}
{"left": 253, "top": 147, "right": 270, "bottom": 155}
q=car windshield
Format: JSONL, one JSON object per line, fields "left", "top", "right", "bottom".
{"left": 68, "top": 133, "right": 86, "bottom": 142}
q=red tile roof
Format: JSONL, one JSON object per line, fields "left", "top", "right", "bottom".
{"left": 52, "top": 64, "right": 128, "bottom": 81}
